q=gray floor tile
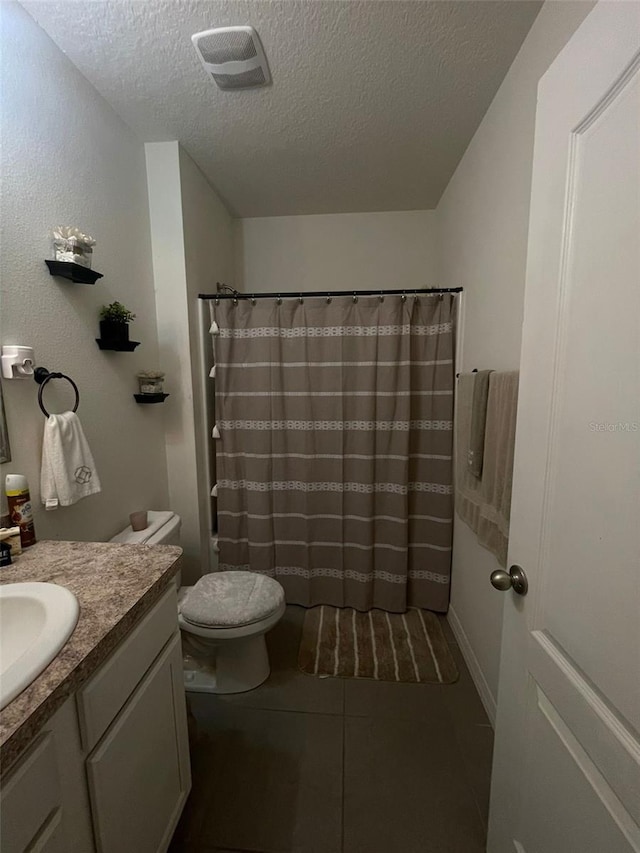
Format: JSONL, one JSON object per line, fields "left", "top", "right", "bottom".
{"left": 440, "top": 644, "right": 494, "bottom": 828}
{"left": 171, "top": 606, "right": 494, "bottom": 853}
{"left": 442, "top": 643, "right": 492, "bottom": 728}
{"left": 454, "top": 721, "right": 494, "bottom": 828}
{"left": 183, "top": 698, "right": 343, "bottom": 853}
{"left": 343, "top": 715, "right": 486, "bottom": 853}
{"left": 203, "top": 607, "right": 344, "bottom": 716}
{"left": 344, "top": 677, "right": 449, "bottom": 722}
{"left": 436, "top": 613, "right": 459, "bottom": 645}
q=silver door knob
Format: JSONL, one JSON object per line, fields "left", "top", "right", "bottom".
{"left": 490, "top": 565, "right": 528, "bottom": 596}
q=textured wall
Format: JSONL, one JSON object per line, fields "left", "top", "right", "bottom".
{"left": 0, "top": 2, "right": 169, "bottom": 540}
{"left": 145, "top": 142, "right": 235, "bottom": 583}
{"left": 435, "top": 1, "right": 596, "bottom": 721}
{"left": 236, "top": 211, "right": 438, "bottom": 294}
{"left": 179, "top": 147, "right": 235, "bottom": 575}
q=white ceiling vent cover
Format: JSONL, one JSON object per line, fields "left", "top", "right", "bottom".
{"left": 192, "top": 26, "right": 271, "bottom": 91}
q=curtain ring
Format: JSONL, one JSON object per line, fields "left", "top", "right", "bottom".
{"left": 299, "top": 295, "right": 304, "bottom": 304}
{"left": 438, "top": 293, "right": 444, "bottom": 301}
{"left": 276, "top": 295, "right": 282, "bottom": 305}
{"left": 326, "top": 294, "right": 332, "bottom": 304}
{"left": 233, "top": 296, "right": 238, "bottom": 306}
{"left": 352, "top": 293, "right": 358, "bottom": 303}
{"left": 379, "top": 294, "right": 384, "bottom": 302}
{"left": 401, "top": 293, "right": 407, "bottom": 302}
{"left": 251, "top": 296, "right": 256, "bottom": 305}
{"left": 214, "top": 296, "right": 219, "bottom": 306}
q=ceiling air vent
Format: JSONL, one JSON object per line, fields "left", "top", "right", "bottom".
{"left": 192, "top": 26, "right": 271, "bottom": 91}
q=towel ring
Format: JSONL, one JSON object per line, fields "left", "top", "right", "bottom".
{"left": 34, "top": 367, "right": 80, "bottom": 417}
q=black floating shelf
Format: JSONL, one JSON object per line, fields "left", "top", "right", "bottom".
{"left": 96, "top": 339, "right": 141, "bottom": 352}
{"left": 45, "top": 260, "right": 103, "bottom": 285}
{"left": 134, "top": 393, "right": 169, "bottom": 404}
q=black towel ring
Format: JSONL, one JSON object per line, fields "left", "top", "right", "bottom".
{"left": 34, "top": 367, "right": 80, "bottom": 417}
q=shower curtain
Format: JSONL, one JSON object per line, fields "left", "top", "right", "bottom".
{"left": 209, "top": 293, "right": 456, "bottom": 612}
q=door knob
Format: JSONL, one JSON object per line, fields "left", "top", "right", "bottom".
{"left": 490, "top": 565, "right": 528, "bottom": 596}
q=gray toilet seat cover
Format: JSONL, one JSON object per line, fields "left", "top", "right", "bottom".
{"left": 180, "top": 571, "right": 285, "bottom": 628}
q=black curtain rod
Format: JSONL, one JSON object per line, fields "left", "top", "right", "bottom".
{"left": 198, "top": 287, "right": 463, "bottom": 300}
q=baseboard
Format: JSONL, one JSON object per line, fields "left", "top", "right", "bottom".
{"left": 447, "top": 604, "right": 497, "bottom": 727}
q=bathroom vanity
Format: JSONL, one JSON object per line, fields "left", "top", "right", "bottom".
{"left": 0, "top": 541, "right": 190, "bottom": 853}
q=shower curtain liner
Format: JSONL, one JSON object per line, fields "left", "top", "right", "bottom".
{"left": 209, "top": 293, "right": 457, "bottom": 612}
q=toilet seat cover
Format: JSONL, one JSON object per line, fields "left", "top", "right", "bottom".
{"left": 180, "top": 571, "right": 285, "bottom": 628}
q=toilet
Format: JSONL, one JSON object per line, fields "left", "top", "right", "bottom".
{"left": 110, "top": 512, "right": 286, "bottom": 694}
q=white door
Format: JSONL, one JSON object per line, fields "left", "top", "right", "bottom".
{"left": 488, "top": 3, "right": 640, "bottom": 852}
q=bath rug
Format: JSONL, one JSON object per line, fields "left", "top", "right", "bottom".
{"left": 298, "top": 606, "right": 458, "bottom": 684}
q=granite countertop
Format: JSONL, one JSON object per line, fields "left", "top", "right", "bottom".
{"left": 0, "top": 540, "right": 183, "bottom": 770}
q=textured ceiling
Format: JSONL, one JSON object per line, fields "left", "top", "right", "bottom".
{"left": 22, "top": 0, "right": 542, "bottom": 217}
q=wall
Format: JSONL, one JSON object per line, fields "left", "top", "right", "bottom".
{"left": 0, "top": 2, "right": 169, "bottom": 541}
{"left": 235, "top": 211, "right": 438, "bottom": 293}
{"left": 145, "top": 143, "right": 234, "bottom": 583}
{"left": 435, "top": 0, "right": 595, "bottom": 721}
{"left": 179, "top": 147, "right": 235, "bottom": 576}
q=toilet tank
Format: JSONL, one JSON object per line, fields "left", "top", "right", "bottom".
{"left": 110, "top": 511, "right": 181, "bottom": 546}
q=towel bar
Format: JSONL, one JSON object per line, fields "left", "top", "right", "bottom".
{"left": 34, "top": 367, "right": 80, "bottom": 417}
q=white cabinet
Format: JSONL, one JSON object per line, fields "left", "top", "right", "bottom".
{"left": 0, "top": 734, "right": 63, "bottom": 853}
{"left": 1, "top": 585, "right": 190, "bottom": 853}
{"left": 87, "top": 633, "right": 190, "bottom": 853}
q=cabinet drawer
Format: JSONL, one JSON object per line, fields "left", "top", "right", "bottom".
{"left": 77, "top": 585, "right": 177, "bottom": 752}
{"left": 0, "top": 733, "right": 61, "bottom": 853}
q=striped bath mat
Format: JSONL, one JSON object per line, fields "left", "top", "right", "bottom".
{"left": 298, "top": 606, "right": 458, "bottom": 684}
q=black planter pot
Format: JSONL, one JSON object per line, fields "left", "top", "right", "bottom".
{"left": 99, "top": 319, "right": 130, "bottom": 344}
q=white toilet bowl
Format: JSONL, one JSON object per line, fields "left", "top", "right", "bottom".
{"left": 178, "top": 571, "right": 286, "bottom": 695}
{"left": 110, "top": 513, "right": 285, "bottom": 695}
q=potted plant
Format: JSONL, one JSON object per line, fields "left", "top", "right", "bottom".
{"left": 99, "top": 301, "right": 136, "bottom": 345}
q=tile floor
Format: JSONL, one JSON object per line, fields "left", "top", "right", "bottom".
{"left": 169, "top": 606, "right": 493, "bottom": 853}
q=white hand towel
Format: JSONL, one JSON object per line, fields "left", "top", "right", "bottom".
{"left": 41, "top": 412, "right": 101, "bottom": 510}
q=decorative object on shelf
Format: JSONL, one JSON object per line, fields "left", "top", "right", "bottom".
{"left": 97, "top": 301, "right": 140, "bottom": 351}
{"left": 45, "top": 260, "right": 103, "bottom": 285}
{"left": 133, "top": 393, "right": 169, "bottom": 404}
{"left": 136, "top": 370, "right": 165, "bottom": 395}
{"left": 52, "top": 226, "right": 95, "bottom": 268}
{"left": 1, "top": 345, "right": 35, "bottom": 379}
{"left": 34, "top": 366, "right": 80, "bottom": 417}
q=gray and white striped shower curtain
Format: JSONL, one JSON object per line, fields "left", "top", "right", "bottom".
{"left": 209, "top": 294, "right": 456, "bottom": 612}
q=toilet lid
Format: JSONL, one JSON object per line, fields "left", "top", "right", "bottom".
{"left": 180, "top": 571, "right": 285, "bottom": 628}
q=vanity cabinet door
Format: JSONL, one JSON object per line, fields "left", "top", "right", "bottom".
{"left": 86, "top": 632, "right": 191, "bottom": 853}
{"left": 0, "top": 733, "right": 63, "bottom": 853}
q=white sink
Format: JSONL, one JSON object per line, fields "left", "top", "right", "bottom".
{"left": 0, "top": 582, "right": 79, "bottom": 710}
